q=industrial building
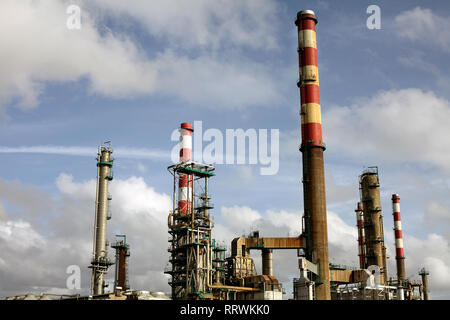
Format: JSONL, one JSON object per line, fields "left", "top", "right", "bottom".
{"left": 162, "top": 9, "right": 431, "bottom": 301}
{"left": 3, "top": 9, "right": 431, "bottom": 301}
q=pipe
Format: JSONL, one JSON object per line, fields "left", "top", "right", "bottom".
{"left": 392, "top": 194, "right": 406, "bottom": 284}
{"left": 355, "top": 202, "right": 366, "bottom": 269}
{"left": 295, "top": 9, "right": 330, "bottom": 300}
{"left": 262, "top": 249, "right": 273, "bottom": 276}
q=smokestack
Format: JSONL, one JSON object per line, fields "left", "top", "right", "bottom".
{"left": 419, "top": 268, "right": 430, "bottom": 300}
{"left": 295, "top": 9, "right": 330, "bottom": 300}
{"left": 178, "top": 123, "right": 193, "bottom": 216}
{"left": 359, "top": 167, "right": 388, "bottom": 285}
{"left": 90, "top": 143, "right": 114, "bottom": 296}
{"left": 355, "top": 202, "right": 366, "bottom": 269}
{"left": 392, "top": 194, "right": 406, "bottom": 284}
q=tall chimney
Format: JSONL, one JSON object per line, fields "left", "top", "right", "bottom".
{"left": 295, "top": 9, "right": 330, "bottom": 300}
{"left": 178, "top": 123, "right": 193, "bottom": 216}
{"left": 392, "top": 194, "right": 406, "bottom": 284}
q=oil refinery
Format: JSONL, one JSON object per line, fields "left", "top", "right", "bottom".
{"left": 3, "top": 9, "right": 432, "bottom": 302}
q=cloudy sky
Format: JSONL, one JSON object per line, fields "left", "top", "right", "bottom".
{"left": 1, "top": 0, "right": 450, "bottom": 299}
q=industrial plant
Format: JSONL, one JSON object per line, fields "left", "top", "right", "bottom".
{"left": 5, "top": 10, "right": 430, "bottom": 301}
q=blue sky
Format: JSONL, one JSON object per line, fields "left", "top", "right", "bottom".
{"left": 1, "top": 0, "right": 450, "bottom": 299}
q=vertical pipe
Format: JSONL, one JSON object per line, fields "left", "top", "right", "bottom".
{"left": 355, "top": 202, "right": 366, "bottom": 269}
{"left": 91, "top": 145, "right": 113, "bottom": 296}
{"left": 114, "top": 245, "right": 119, "bottom": 290}
{"left": 262, "top": 249, "right": 273, "bottom": 276}
{"left": 295, "top": 9, "right": 330, "bottom": 300}
{"left": 392, "top": 194, "right": 406, "bottom": 284}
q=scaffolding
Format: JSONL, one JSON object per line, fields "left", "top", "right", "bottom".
{"left": 165, "top": 161, "right": 216, "bottom": 300}
{"left": 212, "top": 242, "right": 227, "bottom": 285}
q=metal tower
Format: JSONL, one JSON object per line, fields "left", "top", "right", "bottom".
{"left": 165, "top": 123, "right": 216, "bottom": 300}
{"left": 89, "top": 143, "right": 114, "bottom": 296}
{"left": 111, "top": 234, "right": 130, "bottom": 292}
{"left": 359, "top": 167, "right": 388, "bottom": 285}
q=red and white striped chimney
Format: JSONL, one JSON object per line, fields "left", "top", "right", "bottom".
{"left": 355, "top": 202, "right": 366, "bottom": 269}
{"left": 178, "top": 123, "right": 193, "bottom": 215}
{"left": 392, "top": 194, "right": 406, "bottom": 282}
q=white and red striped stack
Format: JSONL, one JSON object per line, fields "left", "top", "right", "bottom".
{"left": 178, "top": 123, "right": 193, "bottom": 216}
{"left": 392, "top": 193, "right": 406, "bottom": 282}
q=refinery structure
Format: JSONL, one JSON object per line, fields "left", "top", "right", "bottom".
{"left": 5, "top": 10, "right": 431, "bottom": 301}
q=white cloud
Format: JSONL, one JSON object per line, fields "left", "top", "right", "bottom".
{"left": 395, "top": 7, "right": 450, "bottom": 52}
{"left": 327, "top": 211, "right": 358, "bottom": 264}
{"left": 323, "top": 88, "right": 450, "bottom": 172}
{"left": 110, "top": 176, "right": 171, "bottom": 223}
{"left": 0, "top": 220, "right": 46, "bottom": 251}
{"left": 152, "top": 51, "right": 281, "bottom": 109}
{"left": 266, "top": 210, "right": 300, "bottom": 234}
{"left": 87, "top": 0, "right": 280, "bottom": 51}
{"left": 56, "top": 173, "right": 95, "bottom": 199}
{"left": 401, "top": 233, "right": 450, "bottom": 294}
{"left": 0, "top": 0, "right": 283, "bottom": 118}
{"left": 0, "top": 1, "right": 157, "bottom": 113}
{"left": 0, "top": 173, "right": 172, "bottom": 298}
{"left": 220, "top": 205, "right": 262, "bottom": 233}
{"left": 425, "top": 201, "right": 450, "bottom": 226}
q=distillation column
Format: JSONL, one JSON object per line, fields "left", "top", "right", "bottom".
{"left": 359, "top": 168, "right": 387, "bottom": 285}
{"left": 90, "top": 144, "right": 114, "bottom": 296}
{"left": 295, "top": 10, "right": 330, "bottom": 300}
{"left": 355, "top": 202, "right": 367, "bottom": 269}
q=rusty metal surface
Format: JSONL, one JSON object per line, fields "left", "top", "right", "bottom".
{"left": 261, "top": 249, "right": 273, "bottom": 276}
{"left": 330, "top": 269, "right": 353, "bottom": 283}
{"left": 303, "top": 147, "right": 330, "bottom": 299}
{"left": 231, "top": 236, "right": 304, "bottom": 255}
{"left": 360, "top": 171, "right": 387, "bottom": 285}
{"left": 329, "top": 269, "right": 371, "bottom": 284}
{"left": 117, "top": 248, "right": 127, "bottom": 290}
{"left": 420, "top": 272, "right": 429, "bottom": 300}
{"left": 208, "top": 284, "right": 259, "bottom": 292}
